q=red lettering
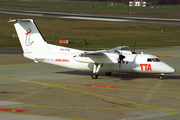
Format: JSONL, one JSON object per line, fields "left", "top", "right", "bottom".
{"left": 140, "top": 64, "right": 146, "bottom": 70}
{"left": 147, "top": 64, "right": 152, "bottom": 71}
{"left": 55, "top": 59, "right": 69, "bottom": 62}
{"left": 140, "top": 64, "right": 152, "bottom": 71}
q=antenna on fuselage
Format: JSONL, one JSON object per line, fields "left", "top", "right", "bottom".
{"left": 131, "top": 41, "right": 137, "bottom": 54}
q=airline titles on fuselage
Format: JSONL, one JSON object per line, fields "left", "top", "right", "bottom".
{"left": 35, "top": 58, "right": 69, "bottom": 62}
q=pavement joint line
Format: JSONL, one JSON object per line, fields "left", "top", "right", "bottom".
{"left": 0, "top": 111, "right": 86, "bottom": 120}
{"left": 0, "top": 63, "right": 36, "bottom": 68}
{"left": 135, "top": 51, "right": 180, "bottom": 57}
{"left": 0, "top": 75, "right": 180, "bottom": 115}
{"left": 0, "top": 105, "right": 150, "bottom": 110}
{"left": 145, "top": 53, "right": 180, "bottom": 57}
{"left": 55, "top": 84, "right": 180, "bottom": 94}
{"left": 1, "top": 105, "right": 180, "bottom": 111}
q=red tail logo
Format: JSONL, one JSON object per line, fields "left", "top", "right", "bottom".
{"left": 25, "top": 29, "right": 32, "bottom": 36}
{"left": 25, "top": 28, "right": 34, "bottom": 46}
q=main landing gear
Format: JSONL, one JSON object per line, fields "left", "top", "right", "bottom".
{"left": 91, "top": 73, "right": 98, "bottom": 79}
{"left": 91, "top": 63, "right": 102, "bottom": 79}
{"left": 91, "top": 63, "right": 112, "bottom": 79}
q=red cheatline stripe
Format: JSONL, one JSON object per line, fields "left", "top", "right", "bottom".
{"left": 0, "top": 108, "right": 27, "bottom": 113}
{"left": 86, "top": 85, "right": 116, "bottom": 88}
{"left": 156, "top": 56, "right": 171, "bottom": 58}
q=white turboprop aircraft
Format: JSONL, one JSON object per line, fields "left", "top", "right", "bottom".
{"left": 9, "top": 19, "right": 175, "bottom": 79}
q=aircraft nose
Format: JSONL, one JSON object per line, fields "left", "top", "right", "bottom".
{"left": 170, "top": 68, "right": 175, "bottom": 73}
{"left": 172, "top": 68, "right": 176, "bottom": 73}
{"left": 160, "top": 62, "right": 175, "bottom": 73}
{"left": 166, "top": 65, "right": 176, "bottom": 73}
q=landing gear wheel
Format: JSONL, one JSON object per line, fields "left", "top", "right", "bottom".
{"left": 159, "top": 75, "right": 164, "bottom": 80}
{"left": 105, "top": 72, "right": 112, "bottom": 76}
{"left": 91, "top": 73, "right": 98, "bottom": 79}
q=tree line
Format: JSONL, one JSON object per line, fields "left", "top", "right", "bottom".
{"left": 148, "top": 0, "right": 180, "bottom": 5}
{"left": 158, "top": 0, "right": 180, "bottom": 5}
{"left": 75, "top": 0, "right": 180, "bottom": 5}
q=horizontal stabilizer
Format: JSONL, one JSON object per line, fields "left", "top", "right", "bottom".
{"left": 8, "top": 19, "right": 31, "bottom": 23}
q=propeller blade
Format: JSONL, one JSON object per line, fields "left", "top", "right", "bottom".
{"left": 115, "top": 50, "right": 125, "bottom": 69}
{"left": 132, "top": 41, "right": 137, "bottom": 54}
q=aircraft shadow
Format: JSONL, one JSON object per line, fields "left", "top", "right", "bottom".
{"left": 56, "top": 71, "right": 91, "bottom": 76}
{"left": 56, "top": 71, "right": 180, "bottom": 80}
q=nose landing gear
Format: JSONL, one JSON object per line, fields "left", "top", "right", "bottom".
{"left": 159, "top": 73, "right": 164, "bottom": 80}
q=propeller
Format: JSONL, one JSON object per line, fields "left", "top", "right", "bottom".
{"left": 115, "top": 50, "right": 126, "bottom": 69}
{"left": 131, "top": 41, "right": 137, "bottom": 54}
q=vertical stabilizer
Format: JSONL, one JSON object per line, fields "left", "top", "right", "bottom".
{"left": 9, "top": 19, "right": 50, "bottom": 54}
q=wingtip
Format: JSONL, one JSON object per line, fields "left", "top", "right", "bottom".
{"left": 8, "top": 19, "right": 17, "bottom": 23}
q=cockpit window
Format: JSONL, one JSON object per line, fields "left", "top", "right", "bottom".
{"left": 155, "top": 58, "right": 161, "bottom": 62}
{"left": 147, "top": 58, "right": 152, "bottom": 62}
{"left": 147, "top": 58, "right": 161, "bottom": 62}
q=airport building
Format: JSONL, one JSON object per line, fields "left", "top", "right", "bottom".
{"left": 129, "top": 0, "right": 146, "bottom": 7}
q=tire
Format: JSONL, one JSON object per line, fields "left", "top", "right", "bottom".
{"left": 159, "top": 75, "right": 164, "bottom": 80}
{"left": 91, "top": 73, "right": 98, "bottom": 79}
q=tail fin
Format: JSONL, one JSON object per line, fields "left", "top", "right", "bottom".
{"left": 9, "top": 19, "right": 50, "bottom": 54}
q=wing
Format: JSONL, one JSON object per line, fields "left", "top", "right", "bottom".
{"left": 80, "top": 52, "right": 105, "bottom": 56}
{"left": 73, "top": 46, "right": 128, "bottom": 63}
{"left": 107, "top": 46, "right": 128, "bottom": 53}
{"left": 80, "top": 46, "right": 128, "bottom": 56}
